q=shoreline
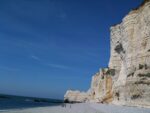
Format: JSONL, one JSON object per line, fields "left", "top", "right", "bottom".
{"left": 1, "top": 103, "right": 149, "bottom": 113}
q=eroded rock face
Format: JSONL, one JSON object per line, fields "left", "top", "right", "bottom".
{"left": 64, "top": 90, "right": 90, "bottom": 103}
{"left": 110, "top": 0, "right": 150, "bottom": 107}
{"left": 64, "top": 0, "right": 150, "bottom": 107}
{"left": 89, "top": 68, "right": 114, "bottom": 103}
{"left": 64, "top": 68, "right": 115, "bottom": 103}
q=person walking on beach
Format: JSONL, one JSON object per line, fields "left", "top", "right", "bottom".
{"left": 70, "top": 104, "right": 71, "bottom": 108}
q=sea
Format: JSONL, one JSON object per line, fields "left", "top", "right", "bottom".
{"left": 0, "top": 94, "right": 63, "bottom": 111}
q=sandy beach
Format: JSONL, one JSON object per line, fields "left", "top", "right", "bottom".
{"left": 1, "top": 103, "right": 150, "bottom": 113}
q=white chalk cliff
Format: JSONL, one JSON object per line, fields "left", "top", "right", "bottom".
{"left": 64, "top": 0, "right": 150, "bottom": 108}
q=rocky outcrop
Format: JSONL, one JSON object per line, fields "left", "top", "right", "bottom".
{"left": 64, "top": 90, "right": 90, "bottom": 103}
{"left": 64, "top": 0, "right": 150, "bottom": 107}
{"left": 89, "top": 68, "right": 114, "bottom": 103}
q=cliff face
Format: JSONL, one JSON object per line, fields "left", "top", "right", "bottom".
{"left": 110, "top": 0, "right": 150, "bottom": 107}
{"left": 64, "top": 90, "right": 90, "bottom": 103}
{"left": 64, "top": 0, "right": 150, "bottom": 107}
{"left": 89, "top": 68, "right": 114, "bottom": 103}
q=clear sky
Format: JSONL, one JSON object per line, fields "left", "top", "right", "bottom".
{"left": 0, "top": 0, "right": 143, "bottom": 99}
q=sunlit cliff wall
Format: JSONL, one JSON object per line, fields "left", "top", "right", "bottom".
{"left": 64, "top": 0, "right": 150, "bottom": 107}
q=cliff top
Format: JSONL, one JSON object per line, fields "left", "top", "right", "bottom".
{"left": 111, "top": 0, "right": 150, "bottom": 27}
{"left": 131, "top": 0, "right": 150, "bottom": 12}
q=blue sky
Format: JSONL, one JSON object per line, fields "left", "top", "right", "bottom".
{"left": 0, "top": 0, "right": 143, "bottom": 99}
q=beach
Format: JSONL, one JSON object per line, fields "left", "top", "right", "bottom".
{"left": 1, "top": 103, "right": 150, "bottom": 113}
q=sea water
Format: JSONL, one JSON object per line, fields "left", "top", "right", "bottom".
{"left": 0, "top": 94, "right": 63, "bottom": 112}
